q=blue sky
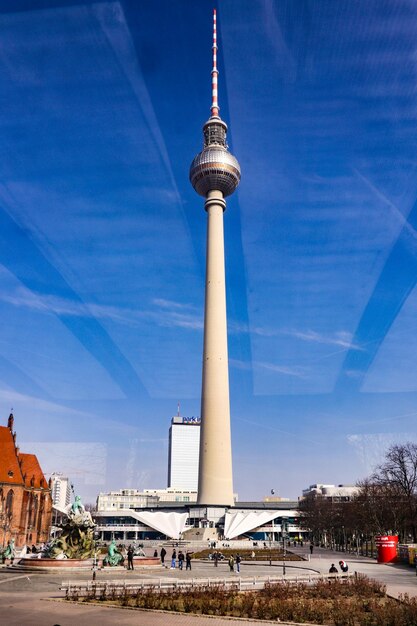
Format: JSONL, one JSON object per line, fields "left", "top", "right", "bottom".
{"left": 2, "top": 0, "right": 417, "bottom": 502}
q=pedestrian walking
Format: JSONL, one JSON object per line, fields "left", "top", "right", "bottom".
{"left": 213, "top": 551, "right": 219, "bottom": 567}
{"left": 235, "top": 553, "right": 241, "bottom": 573}
{"left": 127, "top": 545, "right": 134, "bottom": 571}
{"left": 186, "top": 551, "right": 192, "bottom": 570}
{"left": 414, "top": 553, "right": 417, "bottom": 576}
{"left": 309, "top": 543, "right": 314, "bottom": 555}
{"left": 228, "top": 555, "right": 235, "bottom": 572}
{"left": 160, "top": 547, "right": 166, "bottom": 566}
{"left": 178, "top": 550, "right": 184, "bottom": 570}
{"left": 171, "top": 549, "right": 177, "bottom": 569}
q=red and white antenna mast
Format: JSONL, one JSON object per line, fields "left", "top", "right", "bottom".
{"left": 211, "top": 9, "right": 219, "bottom": 117}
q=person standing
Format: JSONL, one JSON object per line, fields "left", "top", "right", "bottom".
{"left": 309, "top": 543, "right": 314, "bottom": 555}
{"left": 127, "top": 545, "right": 134, "bottom": 571}
{"left": 160, "top": 547, "right": 166, "bottom": 566}
{"left": 228, "top": 555, "right": 235, "bottom": 572}
{"left": 186, "top": 551, "right": 192, "bottom": 570}
{"left": 213, "top": 551, "right": 219, "bottom": 567}
{"left": 235, "top": 553, "right": 241, "bottom": 573}
{"left": 178, "top": 550, "right": 184, "bottom": 570}
{"left": 413, "top": 553, "right": 417, "bottom": 576}
{"left": 171, "top": 549, "right": 177, "bottom": 569}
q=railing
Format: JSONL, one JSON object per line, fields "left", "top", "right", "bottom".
{"left": 61, "top": 572, "right": 354, "bottom": 599}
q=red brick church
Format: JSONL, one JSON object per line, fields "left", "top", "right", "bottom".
{"left": 0, "top": 413, "right": 52, "bottom": 547}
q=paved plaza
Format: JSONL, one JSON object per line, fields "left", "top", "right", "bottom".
{"left": 0, "top": 545, "right": 416, "bottom": 625}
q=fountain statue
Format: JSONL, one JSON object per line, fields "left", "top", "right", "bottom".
{"left": 103, "top": 538, "right": 124, "bottom": 566}
{"left": 42, "top": 494, "right": 96, "bottom": 560}
{"left": 1, "top": 539, "right": 15, "bottom": 563}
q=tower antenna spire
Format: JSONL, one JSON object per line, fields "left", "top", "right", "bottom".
{"left": 211, "top": 9, "right": 219, "bottom": 118}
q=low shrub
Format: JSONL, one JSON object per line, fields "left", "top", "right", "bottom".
{"left": 79, "top": 575, "right": 417, "bottom": 625}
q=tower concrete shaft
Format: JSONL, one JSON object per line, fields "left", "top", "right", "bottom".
{"left": 189, "top": 10, "right": 241, "bottom": 507}
{"left": 198, "top": 190, "right": 233, "bottom": 506}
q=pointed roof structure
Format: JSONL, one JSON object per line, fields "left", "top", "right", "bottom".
{"left": 0, "top": 413, "right": 47, "bottom": 489}
{"left": 20, "top": 453, "right": 47, "bottom": 489}
{"left": 0, "top": 419, "right": 24, "bottom": 486}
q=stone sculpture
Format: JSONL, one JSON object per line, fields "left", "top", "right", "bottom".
{"left": 42, "top": 495, "right": 96, "bottom": 560}
{"left": 103, "top": 539, "right": 124, "bottom": 566}
{"left": 1, "top": 539, "right": 15, "bottom": 562}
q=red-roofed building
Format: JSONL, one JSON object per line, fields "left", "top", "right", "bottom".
{"left": 0, "top": 414, "right": 52, "bottom": 548}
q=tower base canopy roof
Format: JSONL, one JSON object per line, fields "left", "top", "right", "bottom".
{"left": 224, "top": 510, "right": 280, "bottom": 540}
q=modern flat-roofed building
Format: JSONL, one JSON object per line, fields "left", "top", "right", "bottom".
{"left": 301, "top": 483, "right": 359, "bottom": 501}
{"left": 92, "top": 500, "right": 306, "bottom": 543}
{"left": 167, "top": 416, "right": 200, "bottom": 491}
{"left": 96, "top": 488, "right": 197, "bottom": 511}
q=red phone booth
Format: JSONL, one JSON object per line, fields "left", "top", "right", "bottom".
{"left": 375, "top": 535, "right": 398, "bottom": 563}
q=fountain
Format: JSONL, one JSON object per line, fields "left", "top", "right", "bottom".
{"left": 16, "top": 495, "right": 160, "bottom": 570}
{"left": 17, "top": 495, "right": 98, "bottom": 570}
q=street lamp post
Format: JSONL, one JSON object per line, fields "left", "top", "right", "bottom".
{"left": 282, "top": 517, "right": 288, "bottom": 576}
{"left": 269, "top": 489, "right": 275, "bottom": 567}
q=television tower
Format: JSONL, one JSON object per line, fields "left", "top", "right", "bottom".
{"left": 189, "top": 9, "right": 241, "bottom": 507}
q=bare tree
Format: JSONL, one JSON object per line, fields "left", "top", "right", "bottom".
{"left": 299, "top": 443, "right": 417, "bottom": 552}
{"left": 373, "top": 442, "right": 417, "bottom": 541}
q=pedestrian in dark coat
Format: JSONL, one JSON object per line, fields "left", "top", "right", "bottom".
{"left": 127, "top": 545, "right": 134, "bottom": 570}
{"left": 186, "top": 551, "right": 192, "bottom": 570}
{"left": 160, "top": 547, "right": 166, "bottom": 566}
{"left": 178, "top": 550, "right": 184, "bottom": 570}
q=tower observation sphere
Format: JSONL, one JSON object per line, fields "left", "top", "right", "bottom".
{"left": 189, "top": 120, "right": 241, "bottom": 197}
{"left": 190, "top": 9, "right": 240, "bottom": 508}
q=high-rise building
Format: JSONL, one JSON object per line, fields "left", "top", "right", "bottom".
{"left": 167, "top": 416, "right": 200, "bottom": 491}
{"left": 189, "top": 9, "right": 240, "bottom": 506}
{"left": 50, "top": 472, "right": 71, "bottom": 510}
